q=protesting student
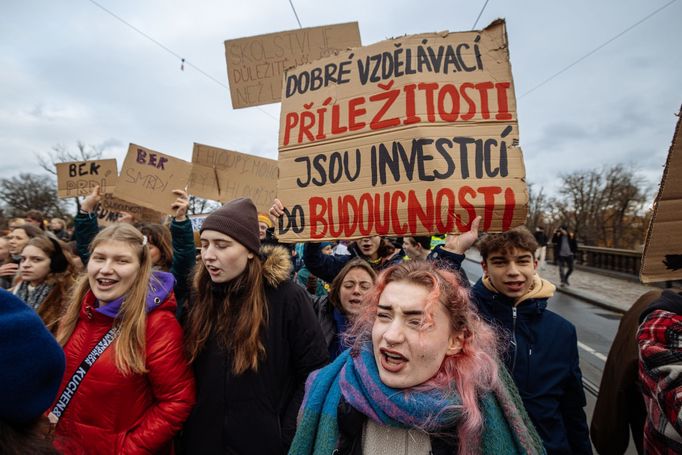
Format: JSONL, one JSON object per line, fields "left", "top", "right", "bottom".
{"left": 0, "top": 289, "right": 66, "bottom": 455}
{"left": 297, "top": 241, "right": 333, "bottom": 297}
{"left": 290, "top": 260, "right": 544, "bottom": 455}
{"left": 453, "top": 220, "right": 592, "bottom": 454}
{"left": 14, "top": 235, "right": 76, "bottom": 333}
{"left": 312, "top": 258, "right": 377, "bottom": 359}
{"left": 75, "top": 185, "right": 196, "bottom": 318}
{"left": 51, "top": 223, "right": 195, "bottom": 454}
{"left": 402, "top": 235, "right": 432, "bottom": 261}
{"left": 591, "top": 290, "right": 666, "bottom": 455}
{"left": 637, "top": 289, "right": 682, "bottom": 453}
{"left": 181, "top": 198, "right": 328, "bottom": 454}
{"left": 0, "top": 224, "right": 46, "bottom": 289}
{"left": 0, "top": 236, "right": 11, "bottom": 289}
{"left": 49, "top": 218, "right": 71, "bottom": 241}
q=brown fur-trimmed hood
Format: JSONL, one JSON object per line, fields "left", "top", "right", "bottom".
{"left": 260, "top": 244, "right": 292, "bottom": 287}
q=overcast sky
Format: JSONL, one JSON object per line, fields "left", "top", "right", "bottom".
{"left": 1, "top": 0, "right": 680, "bottom": 201}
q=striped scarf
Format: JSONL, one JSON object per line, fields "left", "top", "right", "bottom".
{"left": 15, "top": 281, "right": 53, "bottom": 311}
{"left": 290, "top": 344, "right": 545, "bottom": 454}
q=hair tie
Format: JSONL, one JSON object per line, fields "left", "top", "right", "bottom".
{"left": 142, "top": 235, "right": 148, "bottom": 247}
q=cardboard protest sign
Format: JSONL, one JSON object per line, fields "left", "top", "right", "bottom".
{"left": 97, "top": 194, "right": 166, "bottom": 226}
{"left": 640, "top": 107, "right": 682, "bottom": 283}
{"left": 112, "top": 144, "right": 193, "bottom": 216}
{"left": 56, "top": 159, "right": 117, "bottom": 198}
{"left": 276, "top": 19, "right": 527, "bottom": 242}
{"left": 188, "top": 143, "right": 278, "bottom": 213}
{"left": 225, "top": 22, "right": 361, "bottom": 109}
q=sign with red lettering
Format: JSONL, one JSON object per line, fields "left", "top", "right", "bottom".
{"left": 277, "top": 19, "right": 527, "bottom": 242}
{"left": 640, "top": 106, "right": 682, "bottom": 283}
{"left": 56, "top": 159, "right": 117, "bottom": 198}
{"left": 112, "top": 144, "right": 193, "bottom": 215}
{"left": 225, "top": 22, "right": 361, "bottom": 109}
{"left": 187, "top": 143, "right": 278, "bottom": 213}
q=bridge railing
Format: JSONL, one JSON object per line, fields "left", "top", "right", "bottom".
{"left": 547, "top": 243, "right": 641, "bottom": 277}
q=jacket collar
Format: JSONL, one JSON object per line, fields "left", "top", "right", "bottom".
{"left": 84, "top": 270, "right": 175, "bottom": 319}
{"left": 481, "top": 274, "right": 555, "bottom": 306}
{"left": 259, "top": 244, "right": 293, "bottom": 287}
{"left": 473, "top": 279, "right": 549, "bottom": 315}
{"left": 639, "top": 290, "right": 682, "bottom": 323}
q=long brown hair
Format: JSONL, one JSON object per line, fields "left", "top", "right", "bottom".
{"left": 56, "top": 224, "right": 153, "bottom": 375}
{"left": 328, "top": 258, "right": 377, "bottom": 311}
{"left": 135, "top": 222, "right": 173, "bottom": 271}
{"left": 22, "top": 236, "right": 76, "bottom": 333}
{"left": 185, "top": 255, "right": 268, "bottom": 374}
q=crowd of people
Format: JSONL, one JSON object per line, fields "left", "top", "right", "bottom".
{"left": 2, "top": 189, "right": 678, "bottom": 455}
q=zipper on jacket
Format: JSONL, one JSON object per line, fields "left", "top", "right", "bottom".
{"left": 511, "top": 306, "right": 518, "bottom": 373}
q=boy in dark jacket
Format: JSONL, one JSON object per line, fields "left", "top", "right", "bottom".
{"left": 452, "top": 219, "right": 592, "bottom": 454}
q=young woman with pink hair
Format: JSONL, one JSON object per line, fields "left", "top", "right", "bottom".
{"left": 290, "top": 260, "right": 545, "bottom": 455}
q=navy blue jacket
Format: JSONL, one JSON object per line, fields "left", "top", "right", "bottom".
{"left": 303, "top": 242, "right": 404, "bottom": 284}
{"left": 304, "top": 242, "right": 466, "bottom": 284}
{"left": 472, "top": 280, "right": 591, "bottom": 455}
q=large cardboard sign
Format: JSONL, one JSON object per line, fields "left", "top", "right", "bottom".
{"left": 56, "top": 159, "right": 117, "bottom": 198}
{"left": 112, "top": 144, "right": 193, "bottom": 216}
{"left": 641, "top": 107, "right": 682, "bottom": 283}
{"left": 276, "top": 19, "right": 527, "bottom": 242}
{"left": 225, "top": 22, "right": 361, "bottom": 109}
{"left": 188, "top": 143, "right": 278, "bottom": 213}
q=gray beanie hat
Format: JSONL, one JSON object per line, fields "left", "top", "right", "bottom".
{"left": 200, "top": 198, "right": 260, "bottom": 254}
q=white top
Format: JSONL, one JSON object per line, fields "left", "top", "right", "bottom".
{"left": 362, "top": 418, "right": 432, "bottom": 454}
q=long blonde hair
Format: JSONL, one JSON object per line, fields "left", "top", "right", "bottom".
{"left": 56, "top": 224, "right": 153, "bottom": 375}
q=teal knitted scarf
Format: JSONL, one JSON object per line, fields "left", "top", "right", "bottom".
{"left": 290, "top": 345, "right": 545, "bottom": 454}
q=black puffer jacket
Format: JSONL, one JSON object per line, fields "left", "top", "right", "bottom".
{"left": 181, "top": 245, "right": 329, "bottom": 454}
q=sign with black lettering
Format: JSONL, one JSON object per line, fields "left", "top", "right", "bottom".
{"left": 641, "top": 106, "right": 682, "bottom": 283}
{"left": 225, "top": 22, "right": 361, "bottom": 109}
{"left": 188, "top": 143, "right": 278, "bottom": 213}
{"left": 56, "top": 159, "right": 117, "bottom": 198}
{"left": 112, "top": 144, "right": 193, "bottom": 215}
{"left": 277, "top": 19, "right": 527, "bottom": 242}
{"left": 97, "top": 194, "right": 166, "bottom": 226}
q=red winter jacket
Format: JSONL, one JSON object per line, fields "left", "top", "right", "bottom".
{"left": 52, "top": 285, "right": 195, "bottom": 454}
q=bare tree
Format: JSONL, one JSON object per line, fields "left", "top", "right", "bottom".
{"left": 188, "top": 195, "right": 221, "bottom": 215}
{"left": 0, "top": 173, "right": 67, "bottom": 217}
{"left": 600, "top": 164, "right": 648, "bottom": 248}
{"left": 555, "top": 164, "right": 649, "bottom": 248}
{"left": 36, "top": 141, "right": 104, "bottom": 176}
{"left": 526, "top": 183, "right": 549, "bottom": 231}
{"left": 35, "top": 142, "right": 106, "bottom": 211}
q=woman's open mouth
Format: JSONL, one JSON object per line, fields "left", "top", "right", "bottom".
{"left": 379, "top": 348, "right": 408, "bottom": 373}
{"left": 96, "top": 278, "right": 118, "bottom": 290}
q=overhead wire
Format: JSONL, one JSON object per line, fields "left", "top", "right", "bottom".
{"left": 472, "top": 0, "right": 490, "bottom": 29}
{"left": 520, "top": 0, "right": 678, "bottom": 98}
{"left": 85, "top": 0, "right": 278, "bottom": 120}
{"left": 288, "top": 0, "right": 303, "bottom": 29}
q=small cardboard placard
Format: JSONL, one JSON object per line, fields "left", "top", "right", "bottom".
{"left": 96, "top": 194, "right": 167, "bottom": 227}
{"left": 112, "top": 144, "right": 193, "bottom": 216}
{"left": 188, "top": 143, "right": 278, "bottom": 213}
{"left": 225, "top": 22, "right": 361, "bottom": 109}
{"left": 56, "top": 159, "right": 117, "bottom": 198}
{"left": 640, "top": 107, "right": 682, "bottom": 283}
{"left": 276, "top": 19, "right": 527, "bottom": 242}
